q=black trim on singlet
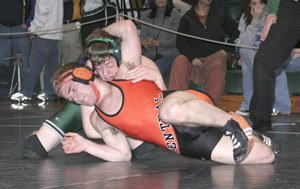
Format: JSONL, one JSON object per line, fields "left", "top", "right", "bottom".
{"left": 96, "top": 80, "right": 125, "bottom": 117}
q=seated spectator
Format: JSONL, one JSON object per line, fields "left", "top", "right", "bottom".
{"left": 140, "top": 0, "right": 181, "bottom": 76}
{"left": 168, "top": 0, "right": 239, "bottom": 104}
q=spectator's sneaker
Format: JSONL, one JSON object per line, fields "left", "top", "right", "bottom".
{"left": 10, "top": 92, "right": 31, "bottom": 102}
{"left": 271, "top": 108, "right": 279, "bottom": 116}
{"left": 271, "top": 109, "right": 290, "bottom": 116}
{"left": 253, "top": 130, "right": 282, "bottom": 157}
{"left": 37, "top": 93, "right": 57, "bottom": 102}
{"left": 10, "top": 102, "right": 30, "bottom": 110}
{"left": 223, "top": 112, "right": 254, "bottom": 164}
{"left": 235, "top": 109, "right": 250, "bottom": 116}
{"left": 37, "top": 93, "right": 46, "bottom": 101}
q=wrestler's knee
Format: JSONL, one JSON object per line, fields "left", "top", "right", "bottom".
{"left": 159, "top": 102, "right": 186, "bottom": 124}
{"left": 249, "top": 143, "right": 275, "bottom": 164}
{"left": 260, "top": 146, "right": 275, "bottom": 163}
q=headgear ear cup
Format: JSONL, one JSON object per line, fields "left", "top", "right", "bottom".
{"left": 59, "top": 67, "right": 100, "bottom": 102}
{"left": 85, "top": 37, "right": 122, "bottom": 66}
{"left": 72, "top": 67, "right": 94, "bottom": 84}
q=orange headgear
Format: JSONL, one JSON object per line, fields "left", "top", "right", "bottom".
{"left": 58, "top": 67, "right": 100, "bottom": 102}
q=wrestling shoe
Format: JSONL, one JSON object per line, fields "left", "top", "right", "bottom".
{"left": 253, "top": 130, "right": 282, "bottom": 157}
{"left": 10, "top": 92, "right": 31, "bottom": 102}
{"left": 223, "top": 112, "right": 254, "bottom": 164}
{"left": 21, "top": 133, "right": 48, "bottom": 158}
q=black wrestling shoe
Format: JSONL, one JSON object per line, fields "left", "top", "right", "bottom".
{"left": 253, "top": 130, "right": 282, "bottom": 157}
{"left": 223, "top": 113, "right": 254, "bottom": 164}
{"left": 21, "top": 134, "right": 48, "bottom": 158}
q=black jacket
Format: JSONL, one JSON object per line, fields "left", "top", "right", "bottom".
{"left": 176, "top": 5, "right": 239, "bottom": 62}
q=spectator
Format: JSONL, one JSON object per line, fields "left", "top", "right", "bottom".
{"left": 140, "top": 0, "right": 181, "bottom": 75}
{"left": 10, "top": 0, "right": 64, "bottom": 102}
{"left": 168, "top": 0, "right": 239, "bottom": 104}
{"left": 60, "top": 0, "right": 82, "bottom": 66}
{"left": 0, "top": 0, "right": 33, "bottom": 88}
{"left": 80, "top": 0, "right": 117, "bottom": 44}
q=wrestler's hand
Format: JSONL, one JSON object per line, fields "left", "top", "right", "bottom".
{"left": 124, "top": 64, "right": 160, "bottom": 83}
{"left": 261, "top": 14, "right": 277, "bottom": 41}
{"left": 62, "top": 132, "right": 86, "bottom": 154}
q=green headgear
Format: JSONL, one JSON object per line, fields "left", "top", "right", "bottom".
{"left": 85, "top": 37, "right": 122, "bottom": 66}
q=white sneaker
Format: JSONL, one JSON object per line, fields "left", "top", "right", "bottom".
{"left": 10, "top": 92, "right": 31, "bottom": 102}
{"left": 235, "top": 109, "right": 250, "bottom": 116}
{"left": 37, "top": 93, "right": 46, "bottom": 101}
{"left": 271, "top": 108, "right": 290, "bottom": 116}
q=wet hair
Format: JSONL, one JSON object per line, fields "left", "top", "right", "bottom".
{"left": 243, "top": 0, "right": 268, "bottom": 27}
{"left": 85, "top": 29, "right": 120, "bottom": 68}
{"left": 147, "top": 0, "right": 174, "bottom": 18}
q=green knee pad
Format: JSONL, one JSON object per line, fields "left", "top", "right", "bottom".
{"left": 45, "top": 102, "right": 83, "bottom": 137}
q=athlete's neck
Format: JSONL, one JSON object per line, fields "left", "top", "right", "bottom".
{"left": 94, "top": 79, "right": 123, "bottom": 115}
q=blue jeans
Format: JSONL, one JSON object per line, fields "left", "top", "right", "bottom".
{"left": 240, "top": 51, "right": 300, "bottom": 113}
{"left": 0, "top": 25, "right": 31, "bottom": 89}
{"left": 21, "top": 36, "right": 60, "bottom": 97}
{"left": 285, "top": 57, "right": 300, "bottom": 72}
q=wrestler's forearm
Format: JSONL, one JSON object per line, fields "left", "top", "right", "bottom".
{"left": 104, "top": 20, "right": 142, "bottom": 69}
{"left": 141, "top": 56, "right": 167, "bottom": 90}
{"left": 83, "top": 139, "right": 132, "bottom": 161}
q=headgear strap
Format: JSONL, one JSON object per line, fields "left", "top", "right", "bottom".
{"left": 58, "top": 67, "right": 100, "bottom": 102}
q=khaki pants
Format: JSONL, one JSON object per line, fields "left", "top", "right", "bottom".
{"left": 168, "top": 50, "right": 227, "bottom": 104}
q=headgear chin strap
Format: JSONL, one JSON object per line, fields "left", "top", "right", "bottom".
{"left": 58, "top": 67, "right": 100, "bottom": 102}
{"left": 85, "top": 37, "right": 122, "bottom": 66}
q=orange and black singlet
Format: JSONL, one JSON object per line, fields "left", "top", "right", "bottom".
{"left": 95, "top": 80, "right": 214, "bottom": 154}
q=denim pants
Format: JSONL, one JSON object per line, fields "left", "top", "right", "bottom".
{"left": 0, "top": 25, "right": 31, "bottom": 89}
{"left": 22, "top": 36, "right": 60, "bottom": 97}
{"left": 240, "top": 49, "right": 294, "bottom": 113}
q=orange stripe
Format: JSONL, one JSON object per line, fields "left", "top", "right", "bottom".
{"left": 185, "top": 90, "right": 214, "bottom": 105}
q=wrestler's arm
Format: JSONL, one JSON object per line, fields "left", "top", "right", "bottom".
{"left": 63, "top": 111, "right": 132, "bottom": 161}
{"left": 103, "top": 20, "right": 142, "bottom": 73}
{"left": 103, "top": 21, "right": 166, "bottom": 90}
{"left": 80, "top": 105, "right": 102, "bottom": 139}
{"left": 124, "top": 56, "right": 167, "bottom": 90}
